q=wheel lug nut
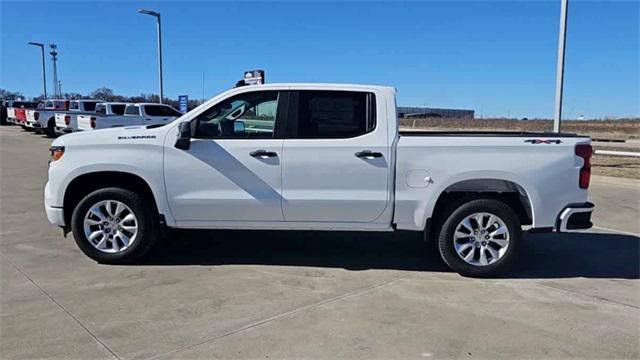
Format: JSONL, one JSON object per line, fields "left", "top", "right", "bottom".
{"left": 485, "top": 235, "right": 489, "bottom": 240}
{"left": 482, "top": 241, "right": 487, "bottom": 246}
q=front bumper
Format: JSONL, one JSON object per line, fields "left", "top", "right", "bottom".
{"left": 44, "top": 181, "right": 65, "bottom": 226}
{"left": 45, "top": 205, "right": 65, "bottom": 227}
{"left": 556, "top": 202, "right": 594, "bottom": 232}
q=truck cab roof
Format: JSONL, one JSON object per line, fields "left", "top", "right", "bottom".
{"left": 236, "top": 83, "right": 396, "bottom": 93}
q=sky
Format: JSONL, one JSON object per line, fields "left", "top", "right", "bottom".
{"left": 1, "top": 1, "right": 638, "bottom": 119}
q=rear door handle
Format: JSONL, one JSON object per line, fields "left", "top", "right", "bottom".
{"left": 355, "top": 150, "right": 383, "bottom": 159}
{"left": 250, "top": 150, "right": 277, "bottom": 158}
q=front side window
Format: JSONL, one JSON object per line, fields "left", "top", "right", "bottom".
{"left": 144, "top": 105, "right": 182, "bottom": 117}
{"left": 125, "top": 105, "right": 140, "bottom": 116}
{"left": 95, "top": 104, "right": 106, "bottom": 114}
{"left": 69, "top": 101, "right": 79, "bottom": 110}
{"left": 195, "top": 91, "right": 279, "bottom": 139}
{"left": 292, "top": 90, "right": 375, "bottom": 139}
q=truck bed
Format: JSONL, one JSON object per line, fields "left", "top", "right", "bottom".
{"left": 399, "top": 130, "right": 587, "bottom": 138}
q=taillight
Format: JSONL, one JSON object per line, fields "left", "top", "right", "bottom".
{"left": 64, "top": 115, "right": 70, "bottom": 125}
{"left": 90, "top": 116, "right": 96, "bottom": 128}
{"left": 34, "top": 112, "right": 40, "bottom": 120}
{"left": 575, "top": 144, "right": 592, "bottom": 189}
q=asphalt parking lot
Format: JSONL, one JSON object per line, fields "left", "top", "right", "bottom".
{"left": 1, "top": 126, "right": 638, "bottom": 359}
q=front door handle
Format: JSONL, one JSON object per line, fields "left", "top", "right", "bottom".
{"left": 355, "top": 150, "right": 383, "bottom": 159}
{"left": 250, "top": 150, "right": 277, "bottom": 158}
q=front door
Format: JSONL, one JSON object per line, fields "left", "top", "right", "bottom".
{"left": 281, "top": 90, "right": 390, "bottom": 223}
{"left": 165, "top": 90, "right": 285, "bottom": 222}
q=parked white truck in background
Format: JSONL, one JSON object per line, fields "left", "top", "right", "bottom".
{"left": 25, "top": 99, "right": 69, "bottom": 136}
{"left": 77, "top": 103, "right": 181, "bottom": 131}
{"left": 6, "top": 101, "right": 39, "bottom": 124}
{"left": 76, "top": 102, "right": 127, "bottom": 131}
{"left": 45, "top": 83, "right": 594, "bottom": 277}
{"left": 54, "top": 100, "right": 103, "bottom": 134}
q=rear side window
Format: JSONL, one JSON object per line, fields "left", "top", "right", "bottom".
{"left": 69, "top": 101, "right": 79, "bottom": 110}
{"left": 125, "top": 105, "right": 140, "bottom": 116}
{"left": 144, "top": 105, "right": 181, "bottom": 117}
{"left": 83, "top": 102, "right": 98, "bottom": 111}
{"left": 111, "top": 105, "right": 126, "bottom": 115}
{"left": 291, "top": 91, "right": 375, "bottom": 138}
{"left": 95, "top": 104, "right": 106, "bottom": 114}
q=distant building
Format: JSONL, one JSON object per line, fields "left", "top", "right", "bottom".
{"left": 397, "top": 106, "right": 474, "bottom": 119}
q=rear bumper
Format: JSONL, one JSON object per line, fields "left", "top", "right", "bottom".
{"left": 556, "top": 202, "right": 594, "bottom": 232}
{"left": 55, "top": 127, "right": 73, "bottom": 133}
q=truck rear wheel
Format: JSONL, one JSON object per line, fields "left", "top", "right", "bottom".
{"left": 437, "top": 199, "right": 521, "bottom": 277}
{"left": 70, "top": 187, "right": 159, "bottom": 264}
{"left": 45, "top": 118, "right": 57, "bottom": 138}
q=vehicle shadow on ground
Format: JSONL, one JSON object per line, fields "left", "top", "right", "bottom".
{"left": 139, "top": 230, "right": 639, "bottom": 279}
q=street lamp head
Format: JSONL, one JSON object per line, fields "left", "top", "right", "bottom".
{"left": 28, "top": 42, "right": 44, "bottom": 47}
{"left": 138, "top": 8, "right": 160, "bottom": 17}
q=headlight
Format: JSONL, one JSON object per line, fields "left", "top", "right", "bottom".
{"left": 49, "top": 146, "right": 65, "bottom": 162}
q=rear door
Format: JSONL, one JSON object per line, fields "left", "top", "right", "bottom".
{"left": 281, "top": 90, "right": 390, "bottom": 223}
{"left": 124, "top": 104, "right": 143, "bottom": 125}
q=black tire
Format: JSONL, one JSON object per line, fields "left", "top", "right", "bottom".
{"left": 45, "top": 118, "right": 57, "bottom": 138}
{"left": 71, "top": 187, "right": 159, "bottom": 264}
{"left": 437, "top": 198, "right": 521, "bottom": 277}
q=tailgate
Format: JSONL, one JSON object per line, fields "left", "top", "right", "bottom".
{"left": 55, "top": 113, "right": 68, "bottom": 127}
{"left": 77, "top": 115, "right": 93, "bottom": 130}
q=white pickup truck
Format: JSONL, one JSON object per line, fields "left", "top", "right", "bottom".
{"left": 76, "top": 102, "right": 128, "bottom": 131}
{"left": 45, "top": 83, "right": 594, "bottom": 277}
{"left": 78, "top": 103, "right": 181, "bottom": 131}
{"left": 6, "top": 101, "right": 39, "bottom": 124}
{"left": 26, "top": 99, "right": 69, "bottom": 136}
{"left": 54, "top": 100, "right": 104, "bottom": 134}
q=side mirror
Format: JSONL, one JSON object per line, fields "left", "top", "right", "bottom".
{"left": 234, "top": 120, "right": 246, "bottom": 134}
{"left": 175, "top": 122, "right": 191, "bottom": 150}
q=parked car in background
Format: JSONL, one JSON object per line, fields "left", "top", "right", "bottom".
{"left": 76, "top": 102, "right": 127, "bottom": 131}
{"left": 15, "top": 108, "right": 29, "bottom": 129}
{"left": 77, "top": 103, "right": 181, "bottom": 131}
{"left": 54, "top": 100, "right": 103, "bottom": 134}
{"left": 25, "top": 99, "right": 69, "bottom": 136}
{"left": 45, "top": 82, "right": 594, "bottom": 277}
{"left": 6, "top": 101, "right": 39, "bottom": 125}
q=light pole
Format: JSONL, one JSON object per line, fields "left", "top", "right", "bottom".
{"left": 553, "top": 0, "right": 569, "bottom": 132}
{"left": 27, "top": 42, "right": 47, "bottom": 99}
{"left": 138, "top": 8, "right": 164, "bottom": 104}
{"left": 49, "top": 44, "right": 59, "bottom": 98}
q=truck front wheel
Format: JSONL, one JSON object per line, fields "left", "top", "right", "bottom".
{"left": 70, "top": 187, "right": 159, "bottom": 264}
{"left": 437, "top": 199, "right": 521, "bottom": 277}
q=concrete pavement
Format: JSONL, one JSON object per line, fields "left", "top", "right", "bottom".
{"left": 1, "top": 126, "right": 638, "bottom": 359}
